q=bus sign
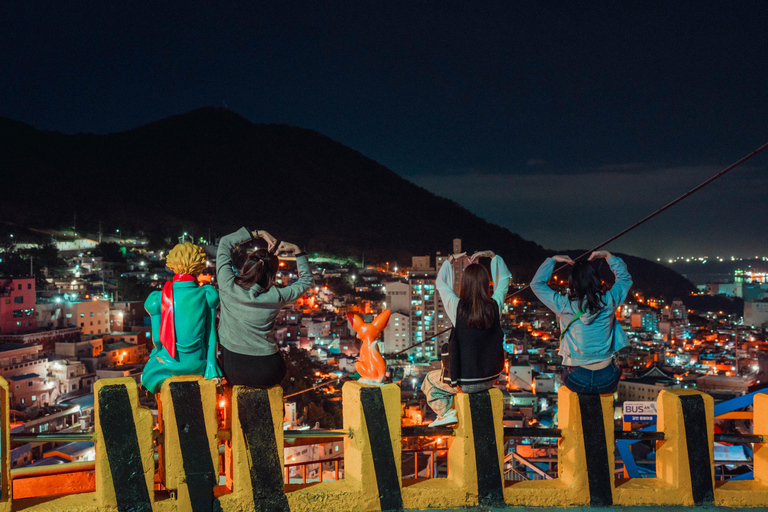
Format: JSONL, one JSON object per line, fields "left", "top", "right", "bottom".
{"left": 623, "top": 401, "right": 657, "bottom": 423}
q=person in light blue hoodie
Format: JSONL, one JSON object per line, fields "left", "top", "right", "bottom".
{"left": 530, "top": 250, "right": 632, "bottom": 394}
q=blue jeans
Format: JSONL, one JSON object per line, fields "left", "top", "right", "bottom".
{"left": 561, "top": 362, "right": 620, "bottom": 394}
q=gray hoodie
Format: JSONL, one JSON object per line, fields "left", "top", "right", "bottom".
{"left": 531, "top": 256, "right": 632, "bottom": 366}
{"left": 216, "top": 227, "right": 312, "bottom": 356}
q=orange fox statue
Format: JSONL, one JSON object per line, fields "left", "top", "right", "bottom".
{"left": 347, "top": 310, "right": 390, "bottom": 385}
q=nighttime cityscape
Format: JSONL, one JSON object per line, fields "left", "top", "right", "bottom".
{"left": 1, "top": 2, "right": 768, "bottom": 510}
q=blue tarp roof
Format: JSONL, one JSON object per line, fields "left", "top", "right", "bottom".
{"left": 59, "top": 394, "right": 95, "bottom": 409}
{"left": 7, "top": 373, "right": 41, "bottom": 381}
{"left": 44, "top": 441, "right": 94, "bottom": 456}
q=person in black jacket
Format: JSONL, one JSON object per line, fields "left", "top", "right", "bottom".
{"left": 421, "top": 250, "right": 511, "bottom": 427}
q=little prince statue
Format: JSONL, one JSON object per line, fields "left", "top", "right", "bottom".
{"left": 141, "top": 243, "right": 222, "bottom": 394}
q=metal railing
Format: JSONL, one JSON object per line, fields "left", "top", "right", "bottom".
{"left": 8, "top": 421, "right": 763, "bottom": 484}
{"left": 284, "top": 456, "right": 343, "bottom": 484}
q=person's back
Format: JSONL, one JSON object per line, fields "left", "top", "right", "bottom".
{"left": 530, "top": 250, "right": 631, "bottom": 394}
{"left": 146, "top": 284, "right": 218, "bottom": 353}
{"left": 555, "top": 288, "right": 625, "bottom": 365}
{"left": 448, "top": 299, "right": 504, "bottom": 387}
{"left": 423, "top": 249, "right": 511, "bottom": 427}
{"left": 216, "top": 226, "right": 312, "bottom": 388}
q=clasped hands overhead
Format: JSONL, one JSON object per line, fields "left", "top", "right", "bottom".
{"left": 449, "top": 250, "right": 495, "bottom": 264}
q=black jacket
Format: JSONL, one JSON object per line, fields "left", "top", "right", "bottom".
{"left": 441, "top": 302, "right": 504, "bottom": 386}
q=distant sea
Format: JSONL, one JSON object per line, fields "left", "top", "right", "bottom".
{"left": 661, "top": 258, "right": 768, "bottom": 286}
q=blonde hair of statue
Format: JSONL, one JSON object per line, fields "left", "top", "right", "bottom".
{"left": 165, "top": 243, "right": 207, "bottom": 276}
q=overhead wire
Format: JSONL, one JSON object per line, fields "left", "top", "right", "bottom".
{"left": 284, "top": 377, "right": 345, "bottom": 398}
{"left": 505, "top": 140, "right": 768, "bottom": 299}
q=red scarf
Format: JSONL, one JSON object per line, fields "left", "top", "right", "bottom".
{"left": 160, "top": 274, "right": 197, "bottom": 358}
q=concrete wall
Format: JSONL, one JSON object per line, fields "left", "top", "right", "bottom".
{"left": 2, "top": 376, "right": 768, "bottom": 510}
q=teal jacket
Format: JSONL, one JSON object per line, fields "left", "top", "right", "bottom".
{"left": 217, "top": 227, "right": 313, "bottom": 356}
{"left": 142, "top": 281, "right": 221, "bottom": 393}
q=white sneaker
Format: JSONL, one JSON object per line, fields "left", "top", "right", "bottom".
{"left": 429, "top": 408, "right": 457, "bottom": 427}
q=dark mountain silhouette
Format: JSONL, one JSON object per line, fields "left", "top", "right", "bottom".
{"left": 0, "top": 107, "right": 694, "bottom": 297}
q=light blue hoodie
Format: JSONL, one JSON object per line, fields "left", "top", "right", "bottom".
{"left": 530, "top": 256, "right": 632, "bottom": 366}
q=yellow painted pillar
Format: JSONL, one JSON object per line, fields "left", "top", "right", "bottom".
{"left": 217, "top": 385, "right": 287, "bottom": 512}
{"left": 94, "top": 377, "right": 155, "bottom": 512}
{"left": 339, "top": 382, "right": 402, "bottom": 510}
{"left": 614, "top": 388, "right": 714, "bottom": 506}
{"left": 402, "top": 388, "right": 504, "bottom": 509}
{"left": 159, "top": 375, "right": 220, "bottom": 512}
{"left": 284, "top": 382, "right": 402, "bottom": 512}
{"left": 504, "top": 387, "right": 614, "bottom": 507}
{"left": 0, "top": 376, "right": 10, "bottom": 512}
{"left": 716, "top": 392, "right": 768, "bottom": 506}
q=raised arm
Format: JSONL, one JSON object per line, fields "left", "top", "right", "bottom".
{"left": 275, "top": 242, "right": 313, "bottom": 303}
{"left": 436, "top": 258, "right": 460, "bottom": 326}
{"left": 490, "top": 255, "right": 511, "bottom": 313}
{"left": 607, "top": 255, "right": 632, "bottom": 305}
{"left": 587, "top": 250, "right": 632, "bottom": 305}
{"left": 216, "top": 227, "right": 253, "bottom": 289}
{"left": 530, "top": 257, "right": 570, "bottom": 314}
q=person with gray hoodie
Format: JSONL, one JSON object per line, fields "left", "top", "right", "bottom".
{"left": 530, "top": 250, "right": 632, "bottom": 394}
{"left": 216, "top": 227, "right": 312, "bottom": 388}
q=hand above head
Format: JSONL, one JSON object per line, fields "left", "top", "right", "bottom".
{"left": 449, "top": 252, "right": 467, "bottom": 263}
{"left": 588, "top": 250, "right": 613, "bottom": 261}
{"left": 551, "top": 255, "right": 574, "bottom": 264}
{"left": 252, "top": 229, "right": 278, "bottom": 251}
{"left": 470, "top": 250, "right": 495, "bottom": 263}
{"left": 277, "top": 241, "right": 301, "bottom": 255}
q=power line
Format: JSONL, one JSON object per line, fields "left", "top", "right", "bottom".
{"left": 505, "top": 140, "right": 768, "bottom": 299}
{"left": 390, "top": 327, "right": 452, "bottom": 358}
{"left": 284, "top": 377, "right": 346, "bottom": 398}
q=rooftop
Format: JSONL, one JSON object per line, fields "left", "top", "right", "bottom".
{"left": 102, "top": 341, "right": 136, "bottom": 352}
{"left": 28, "top": 456, "right": 68, "bottom": 467}
{"left": 45, "top": 441, "right": 94, "bottom": 456}
{"left": 0, "top": 343, "right": 33, "bottom": 352}
{"left": 7, "top": 373, "right": 42, "bottom": 381}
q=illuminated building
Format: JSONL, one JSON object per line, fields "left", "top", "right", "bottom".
{"left": 617, "top": 366, "right": 679, "bottom": 402}
{"left": 630, "top": 309, "right": 659, "bottom": 332}
{"left": 0, "top": 277, "right": 37, "bottom": 334}
{"left": 406, "top": 254, "right": 449, "bottom": 360}
{"left": 381, "top": 311, "right": 410, "bottom": 354}
{"left": 744, "top": 302, "right": 768, "bottom": 329}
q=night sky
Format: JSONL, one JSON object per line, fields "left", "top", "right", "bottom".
{"left": 2, "top": 2, "right": 767, "bottom": 259}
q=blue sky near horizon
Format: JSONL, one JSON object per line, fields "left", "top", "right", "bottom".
{"left": 2, "top": 2, "right": 767, "bottom": 259}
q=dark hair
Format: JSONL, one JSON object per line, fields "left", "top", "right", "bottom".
{"left": 234, "top": 248, "right": 279, "bottom": 290}
{"left": 568, "top": 260, "right": 606, "bottom": 314}
{"left": 457, "top": 263, "right": 497, "bottom": 329}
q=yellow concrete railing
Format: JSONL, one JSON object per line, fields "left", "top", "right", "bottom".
{"left": 2, "top": 375, "right": 768, "bottom": 511}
